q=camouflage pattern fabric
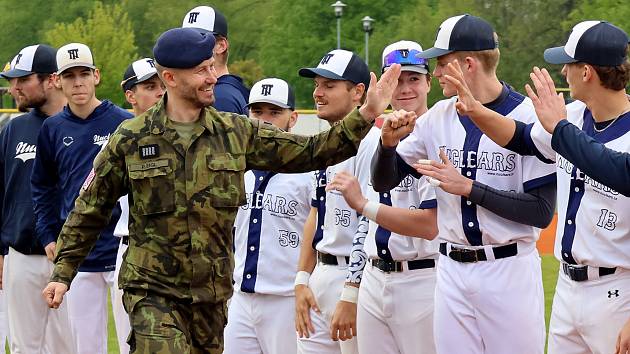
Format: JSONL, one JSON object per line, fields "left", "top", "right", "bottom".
{"left": 49, "top": 96, "right": 371, "bottom": 349}
{"left": 123, "top": 289, "right": 226, "bottom": 353}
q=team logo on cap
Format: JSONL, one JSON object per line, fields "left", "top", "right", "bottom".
{"left": 188, "top": 12, "right": 200, "bottom": 24}
{"left": 400, "top": 50, "right": 409, "bottom": 58}
{"left": 320, "top": 54, "right": 334, "bottom": 65}
{"left": 147, "top": 59, "right": 155, "bottom": 68}
{"left": 261, "top": 84, "right": 273, "bottom": 96}
{"left": 15, "top": 53, "right": 23, "bottom": 65}
{"left": 68, "top": 49, "right": 79, "bottom": 60}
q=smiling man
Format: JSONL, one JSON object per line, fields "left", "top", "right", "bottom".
{"left": 31, "top": 42, "right": 132, "bottom": 354}
{"left": 41, "top": 28, "right": 404, "bottom": 353}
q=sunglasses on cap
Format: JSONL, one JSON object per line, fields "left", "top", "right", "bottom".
{"left": 382, "top": 49, "right": 428, "bottom": 71}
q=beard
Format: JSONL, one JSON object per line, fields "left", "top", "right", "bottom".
{"left": 17, "top": 83, "right": 47, "bottom": 112}
{"left": 180, "top": 81, "right": 214, "bottom": 109}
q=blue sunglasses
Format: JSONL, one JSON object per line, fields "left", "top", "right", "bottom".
{"left": 382, "top": 49, "right": 428, "bottom": 71}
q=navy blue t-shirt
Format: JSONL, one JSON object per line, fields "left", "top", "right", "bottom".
{"left": 213, "top": 74, "right": 250, "bottom": 115}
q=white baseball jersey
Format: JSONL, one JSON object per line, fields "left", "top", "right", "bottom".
{"left": 529, "top": 100, "right": 630, "bottom": 268}
{"left": 397, "top": 86, "right": 556, "bottom": 246}
{"left": 311, "top": 138, "right": 372, "bottom": 256}
{"left": 233, "top": 170, "right": 313, "bottom": 296}
{"left": 359, "top": 127, "right": 439, "bottom": 261}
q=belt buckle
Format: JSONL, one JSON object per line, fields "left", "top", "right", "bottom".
{"left": 563, "top": 264, "right": 588, "bottom": 281}
{"left": 450, "top": 247, "right": 478, "bottom": 263}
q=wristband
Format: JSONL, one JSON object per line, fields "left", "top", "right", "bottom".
{"left": 362, "top": 201, "right": 380, "bottom": 222}
{"left": 294, "top": 271, "right": 311, "bottom": 287}
{"left": 340, "top": 285, "right": 359, "bottom": 303}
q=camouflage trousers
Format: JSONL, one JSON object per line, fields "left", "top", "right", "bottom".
{"left": 122, "top": 289, "right": 227, "bottom": 353}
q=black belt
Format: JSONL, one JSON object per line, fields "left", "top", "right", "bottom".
{"left": 439, "top": 242, "right": 518, "bottom": 263}
{"left": 371, "top": 258, "right": 435, "bottom": 273}
{"left": 122, "top": 236, "right": 129, "bottom": 245}
{"left": 318, "top": 253, "right": 350, "bottom": 266}
{"left": 561, "top": 263, "right": 616, "bottom": 282}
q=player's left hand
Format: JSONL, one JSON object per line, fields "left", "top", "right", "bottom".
{"left": 525, "top": 66, "right": 567, "bottom": 134}
{"left": 616, "top": 317, "right": 630, "bottom": 354}
{"left": 412, "top": 148, "right": 473, "bottom": 197}
{"left": 326, "top": 172, "right": 367, "bottom": 213}
{"left": 359, "top": 64, "right": 402, "bottom": 122}
{"left": 330, "top": 299, "right": 357, "bottom": 341}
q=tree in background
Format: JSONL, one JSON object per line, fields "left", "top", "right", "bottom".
{"left": 42, "top": 2, "right": 138, "bottom": 106}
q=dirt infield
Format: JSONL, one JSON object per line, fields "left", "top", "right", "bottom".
{"left": 537, "top": 214, "right": 557, "bottom": 255}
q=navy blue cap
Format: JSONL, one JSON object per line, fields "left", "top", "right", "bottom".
{"left": 153, "top": 28, "right": 215, "bottom": 69}
{"left": 299, "top": 49, "right": 370, "bottom": 89}
{"left": 418, "top": 14, "right": 497, "bottom": 59}
{"left": 544, "top": 21, "right": 628, "bottom": 66}
{"left": 1, "top": 44, "right": 57, "bottom": 79}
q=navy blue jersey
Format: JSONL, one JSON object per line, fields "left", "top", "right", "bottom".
{"left": 31, "top": 100, "right": 132, "bottom": 271}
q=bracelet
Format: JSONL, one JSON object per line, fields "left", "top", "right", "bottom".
{"left": 294, "top": 271, "right": 311, "bottom": 287}
{"left": 340, "top": 285, "right": 359, "bottom": 303}
{"left": 362, "top": 201, "right": 380, "bottom": 222}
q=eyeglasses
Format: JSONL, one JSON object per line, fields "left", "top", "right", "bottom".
{"left": 382, "top": 49, "right": 428, "bottom": 70}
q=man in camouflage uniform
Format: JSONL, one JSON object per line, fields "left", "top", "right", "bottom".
{"left": 42, "top": 28, "right": 405, "bottom": 353}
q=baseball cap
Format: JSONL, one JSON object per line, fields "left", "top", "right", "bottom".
{"left": 382, "top": 40, "right": 429, "bottom": 74}
{"left": 248, "top": 78, "right": 295, "bottom": 110}
{"left": 153, "top": 28, "right": 216, "bottom": 69}
{"left": 418, "top": 14, "right": 497, "bottom": 59}
{"left": 182, "top": 6, "right": 228, "bottom": 38}
{"left": 544, "top": 21, "right": 629, "bottom": 66}
{"left": 56, "top": 43, "right": 95, "bottom": 74}
{"left": 299, "top": 49, "right": 370, "bottom": 88}
{"left": 1, "top": 44, "right": 57, "bottom": 78}
{"left": 121, "top": 58, "right": 159, "bottom": 92}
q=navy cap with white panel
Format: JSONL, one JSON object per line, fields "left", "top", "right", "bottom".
{"left": 544, "top": 20, "right": 629, "bottom": 66}
{"left": 248, "top": 78, "right": 295, "bottom": 110}
{"left": 299, "top": 49, "right": 370, "bottom": 89}
{"left": 418, "top": 14, "right": 497, "bottom": 59}
{"left": 1, "top": 44, "right": 57, "bottom": 78}
{"left": 121, "top": 58, "right": 159, "bottom": 92}
{"left": 182, "top": 5, "right": 228, "bottom": 38}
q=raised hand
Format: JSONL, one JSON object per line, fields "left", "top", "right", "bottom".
{"left": 380, "top": 110, "right": 418, "bottom": 148}
{"left": 525, "top": 67, "right": 567, "bottom": 133}
{"left": 359, "top": 64, "right": 402, "bottom": 122}
{"left": 326, "top": 171, "right": 367, "bottom": 213}
{"left": 443, "top": 59, "right": 483, "bottom": 117}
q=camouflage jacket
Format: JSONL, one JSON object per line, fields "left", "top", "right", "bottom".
{"left": 51, "top": 97, "right": 372, "bottom": 304}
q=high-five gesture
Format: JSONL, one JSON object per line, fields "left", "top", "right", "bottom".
{"left": 524, "top": 67, "right": 567, "bottom": 133}
{"left": 359, "top": 64, "right": 402, "bottom": 122}
{"left": 443, "top": 59, "right": 483, "bottom": 117}
{"left": 380, "top": 110, "right": 419, "bottom": 148}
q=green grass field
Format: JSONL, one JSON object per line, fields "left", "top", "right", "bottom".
{"left": 3, "top": 255, "right": 561, "bottom": 354}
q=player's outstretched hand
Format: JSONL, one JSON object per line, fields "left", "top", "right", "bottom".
{"left": 616, "top": 317, "right": 630, "bottom": 354}
{"left": 359, "top": 64, "right": 402, "bottom": 122}
{"left": 330, "top": 298, "right": 357, "bottom": 341}
{"left": 525, "top": 67, "right": 567, "bottom": 133}
{"left": 295, "top": 284, "right": 320, "bottom": 338}
{"left": 444, "top": 59, "right": 483, "bottom": 117}
{"left": 381, "top": 110, "right": 418, "bottom": 148}
{"left": 42, "top": 281, "right": 68, "bottom": 309}
{"left": 44, "top": 241, "right": 57, "bottom": 262}
{"left": 326, "top": 172, "right": 367, "bottom": 213}
{"left": 412, "top": 148, "right": 473, "bottom": 197}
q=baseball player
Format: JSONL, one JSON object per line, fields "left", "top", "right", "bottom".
{"left": 31, "top": 43, "right": 132, "bottom": 354}
{"left": 0, "top": 45, "right": 76, "bottom": 354}
{"left": 326, "top": 40, "right": 440, "bottom": 354}
{"left": 294, "top": 49, "right": 412, "bottom": 354}
{"left": 182, "top": 5, "right": 250, "bottom": 114}
{"left": 223, "top": 78, "right": 312, "bottom": 354}
{"left": 371, "top": 14, "right": 557, "bottom": 354}
{"left": 441, "top": 20, "right": 630, "bottom": 354}
{"left": 109, "top": 57, "right": 165, "bottom": 354}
